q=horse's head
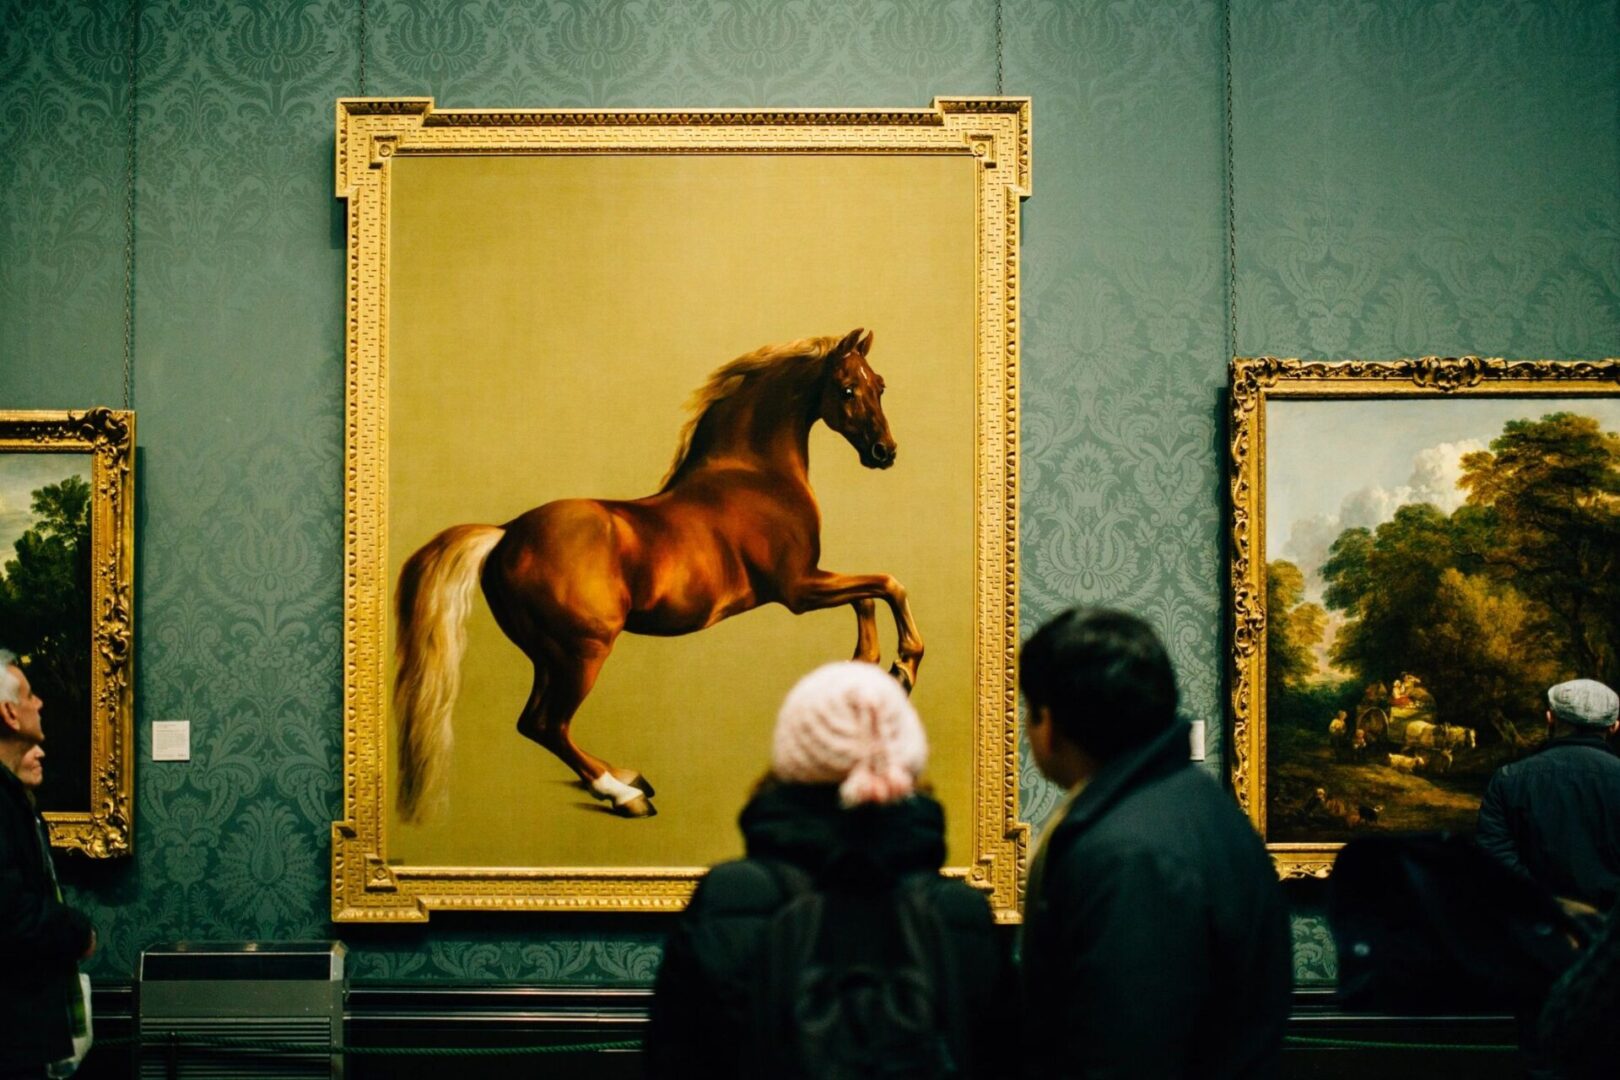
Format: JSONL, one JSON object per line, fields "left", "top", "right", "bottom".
{"left": 819, "top": 328, "right": 896, "bottom": 469}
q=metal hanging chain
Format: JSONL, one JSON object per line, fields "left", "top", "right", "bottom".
{"left": 995, "top": 0, "right": 1004, "bottom": 95}
{"left": 358, "top": 0, "right": 368, "bottom": 96}
{"left": 1222, "top": 0, "right": 1238, "bottom": 361}
{"left": 121, "top": 0, "right": 138, "bottom": 412}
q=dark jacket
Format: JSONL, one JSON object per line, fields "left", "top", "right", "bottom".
{"left": 1477, "top": 733, "right": 1620, "bottom": 909}
{"left": 0, "top": 760, "right": 93, "bottom": 1071}
{"left": 1538, "top": 897, "right": 1620, "bottom": 1080}
{"left": 1020, "top": 722, "right": 1292, "bottom": 1079}
{"left": 646, "top": 784, "right": 1016, "bottom": 1078}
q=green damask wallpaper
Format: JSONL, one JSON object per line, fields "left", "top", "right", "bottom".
{"left": 1, "top": 0, "right": 1616, "bottom": 987}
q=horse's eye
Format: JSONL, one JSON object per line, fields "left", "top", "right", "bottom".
{"left": 841, "top": 386, "right": 855, "bottom": 400}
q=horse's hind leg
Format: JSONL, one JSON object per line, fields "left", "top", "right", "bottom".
{"left": 851, "top": 599, "right": 880, "bottom": 663}
{"left": 523, "top": 650, "right": 656, "bottom": 818}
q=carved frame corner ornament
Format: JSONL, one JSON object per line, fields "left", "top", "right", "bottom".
{"left": 0, "top": 408, "right": 136, "bottom": 857}
{"left": 333, "top": 98, "right": 1030, "bottom": 921}
{"left": 1228, "top": 356, "right": 1620, "bottom": 879}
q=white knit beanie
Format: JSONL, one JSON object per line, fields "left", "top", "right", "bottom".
{"left": 772, "top": 661, "right": 928, "bottom": 807}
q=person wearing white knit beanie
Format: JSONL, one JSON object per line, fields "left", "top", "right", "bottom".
{"left": 647, "top": 660, "right": 1014, "bottom": 1078}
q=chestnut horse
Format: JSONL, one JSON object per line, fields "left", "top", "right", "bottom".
{"left": 393, "top": 329, "right": 923, "bottom": 820}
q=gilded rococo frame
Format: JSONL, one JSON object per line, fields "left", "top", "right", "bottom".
{"left": 0, "top": 409, "right": 135, "bottom": 857}
{"left": 333, "top": 99, "right": 1030, "bottom": 921}
{"left": 1229, "top": 356, "right": 1620, "bottom": 877}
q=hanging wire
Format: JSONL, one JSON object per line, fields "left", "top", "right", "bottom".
{"left": 1222, "top": 0, "right": 1238, "bottom": 360}
{"left": 995, "top": 0, "right": 1004, "bottom": 96}
{"left": 121, "top": 0, "right": 138, "bottom": 412}
{"left": 358, "top": 0, "right": 368, "bottom": 96}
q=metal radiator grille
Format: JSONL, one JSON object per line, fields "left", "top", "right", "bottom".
{"left": 137, "top": 1017, "right": 334, "bottom": 1080}
{"left": 137, "top": 943, "right": 345, "bottom": 1080}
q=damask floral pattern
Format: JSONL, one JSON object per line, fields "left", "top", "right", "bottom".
{"left": 1, "top": 0, "right": 1615, "bottom": 992}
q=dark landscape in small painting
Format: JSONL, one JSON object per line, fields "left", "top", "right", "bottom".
{"left": 0, "top": 455, "right": 93, "bottom": 814}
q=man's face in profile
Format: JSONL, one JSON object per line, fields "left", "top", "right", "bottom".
{"left": 1, "top": 664, "right": 44, "bottom": 745}
{"left": 17, "top": 744, "right": 43, "bottom": 789}
{"left": 1025, "top": 700, "right": 1059, "bottom": 783}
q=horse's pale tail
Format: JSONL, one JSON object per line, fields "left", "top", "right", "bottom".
{"left": 393, "top": 523, "right": 504, "bottom": 822}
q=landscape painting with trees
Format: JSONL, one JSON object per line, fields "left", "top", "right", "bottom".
{"left": 0, "top": 454, "right": 93, "bottom": 813}
{"left": 1262, "top": 394, "right": 1620, "bottom": 845}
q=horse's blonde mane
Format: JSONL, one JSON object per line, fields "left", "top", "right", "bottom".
{"left": 659, "top": 335, "right": 840, "bottom": 490}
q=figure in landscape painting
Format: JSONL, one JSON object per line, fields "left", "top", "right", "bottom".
{"left": 1265, "top": 402, "right": 1620, "bottom": 842}
{"left": 392, "top": 330, "right": 923, "bottom": 820}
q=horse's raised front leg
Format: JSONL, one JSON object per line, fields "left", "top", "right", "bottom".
{"left": 516, "top": 649, "right": 655, "bottom": 818}
{"left": 785, "top": 571, "right": 924, "bottom": 691}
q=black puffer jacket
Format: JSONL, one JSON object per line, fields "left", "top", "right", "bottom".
{"left": 0, "top": 761, "right": 93, "bottom": 1072}
{"left": 646, "top": 784, "right": 1015, "bottom": 1078}
{"left": 1020, "top": 722, "right": 1292, "bottom": 1079}
{"left": 1477, "top": 734, "right": 1620, "bottom": 908}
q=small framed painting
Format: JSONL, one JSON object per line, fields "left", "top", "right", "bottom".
{"left": 0, "top": 408, "right": 135, "bottom": 856}
{"left": 1228, "top": 357, "right": 1620, "bottom": 877}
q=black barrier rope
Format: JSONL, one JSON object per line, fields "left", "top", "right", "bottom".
{"left": 91, "top": 1032, "right": 1520, "bottom": 1057}
{"left": 1284, "top": 1035, "right": 1517, "bottom": 1052}
{"left": 95, "top": 1033, "right": 641, "bottom": 1056}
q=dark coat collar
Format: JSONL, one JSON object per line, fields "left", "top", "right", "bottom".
{"left": 1528, "top": 732, "right": 1616, "bottom": 758}
{"left": 739, "top": 782, "right": 947, "bottom": 885}
{"left": 1052, "top": 720, "right": 1192, "bottom": 842}
{"left": 0, "top": 756, "right": 32, "bottom": 808}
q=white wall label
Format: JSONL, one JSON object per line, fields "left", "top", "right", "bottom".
{"left": 152, "top": 720, "right": 191, "bottom": 762}
{"left": 1189, "top": 720, "right": 1206, "bottom": 761}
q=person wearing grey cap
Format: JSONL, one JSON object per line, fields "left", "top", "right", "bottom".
{"left": 1477, "top": 678, "right": 1620, "bottom": 909}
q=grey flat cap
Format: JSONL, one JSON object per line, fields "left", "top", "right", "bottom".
{"left": 1548, "top": 679, "right": 1620, "bottom": 727}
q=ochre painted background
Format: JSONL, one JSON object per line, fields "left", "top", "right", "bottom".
{"left": 386, "top": 155, "right": 977, "bottom": 868}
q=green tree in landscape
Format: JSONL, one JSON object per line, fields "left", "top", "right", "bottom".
{"left": 1415, "top": 569, "right": 1561, "bottom": 739}
{"left": 1315, "top": 411, "right": 1620, "bottom": 744}
{"left": 1321, "top": 503, "right": 1458, "bottom": 688}
{"left": 1459, "top": 412, "right": 1620, "bottom": 685}
{"left": 1266, "top": 559, "right": 1327, "bottom": 722}
{"left": 0, "top": 475, "right": 92, "bottom": 727}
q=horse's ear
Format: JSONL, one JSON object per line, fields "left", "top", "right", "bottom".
{"left": 856, "top": 329, "right": 873, "bottom": 357}
{"left": 834, "top": 328, "right": 866, "bottom": 358}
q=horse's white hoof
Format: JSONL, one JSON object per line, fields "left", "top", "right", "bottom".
{"left": 616, "top": 795, "right": 656, "bottom": 819}
{"left": 612, "top": 769, "right": 655, "bottom": 799}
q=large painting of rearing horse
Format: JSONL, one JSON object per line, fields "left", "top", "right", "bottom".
{"left": 393, "top": 329, "right": 921, "bottom": 821}
{"left": 335, "top": 99, "right": 1028, "bottom": 920}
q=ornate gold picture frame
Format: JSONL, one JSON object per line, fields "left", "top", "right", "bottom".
{"left": 1230, "top": 357, "right": 1620, "bottom": 877}
{"left": 333, "top": 99, "right": 1029, "bottom": 921}
{"left": 0, "top": 409, "right": 135, "bottom": 857}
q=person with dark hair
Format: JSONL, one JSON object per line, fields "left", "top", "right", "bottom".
{"left": 1478, "top": 678, "right": 1620, "bottom": 909}
{"left": 1018, "top": 608, "right": 1291, "bottom": 1079}
{"left": 0, "top": 650, "right": 95, "bottom": 1079}
{"left": 646, "top": 660, "right": 1014, "bottom": 1078}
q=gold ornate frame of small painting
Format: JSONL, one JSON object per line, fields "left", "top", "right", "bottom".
{"left": 0, "top": 409, "right": 135, "bottom": 857}
{"left": 334, "top": 99, "right": 1030, "bottom": 921}
{"left": 1229, "top": 356, "right": 1620, "bottom": 877}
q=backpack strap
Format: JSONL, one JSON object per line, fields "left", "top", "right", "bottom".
{"left": 750, "top": 860, "right": 822, "bottom": 1078}
{"left": 895, "top": 875, "right": 969, "bottom": 1075}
